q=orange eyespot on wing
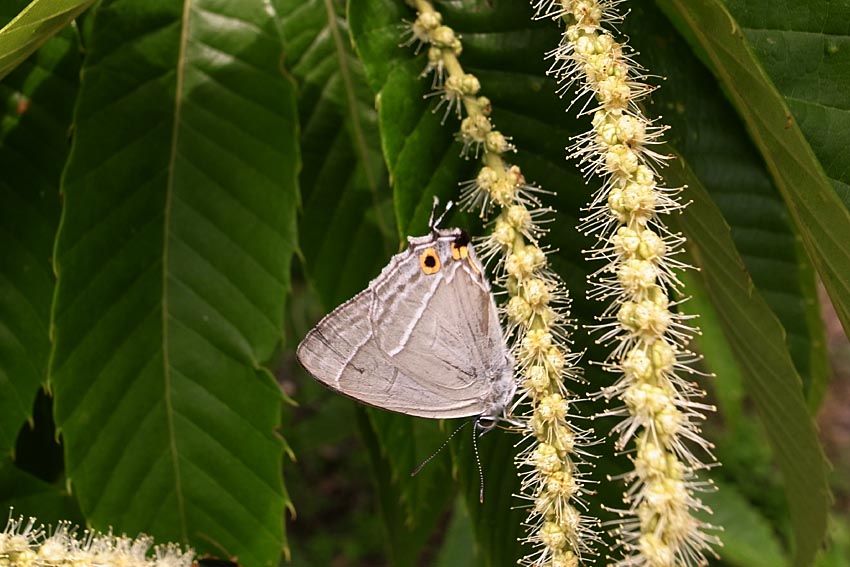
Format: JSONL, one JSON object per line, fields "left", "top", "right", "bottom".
{"left": 419, "top": 247, "right": 441, "bottom": 275}
{"left": 451, "top": 242, "right": 469, "bottom": 260}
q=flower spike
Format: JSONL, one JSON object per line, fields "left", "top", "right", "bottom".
{"left": 536, "top": 1, "right": 722, "bottom": 565}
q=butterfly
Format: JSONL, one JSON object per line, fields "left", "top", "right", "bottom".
{"left": 296, "top": 202, "right": 515, "bottom": 431}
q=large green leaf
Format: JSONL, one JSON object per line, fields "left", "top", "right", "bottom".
{"left": 278, "top": 0, "right": 395, "bottom": 310}
{"left": 683, "top": 271, "right": 791, "bottom": 535}
{"left": 628, "top": 2, "right": 828, "bottom": 407}
{"left": 0, "top": 0, "right": 94, "bottom": 81}
{"left": 348, "top": 0, "right": 487, "bottom": 238}
{"left": 279, "top": 2, "right": 454, "bottom": 564}
{"left": 434, "top": 498, "right": 477, "bottom": 567}
{"left": 723, "top": 1, "right": 850, "bottom": 210}
{"left": 49, "top": 1, "right": 298, "bottom": 565}
{"left": 451, "top": 425, "right": 525, "bottom": 567}
{"left": 717, "top": 0, "right": 845, "bottom": 406}
{"left": 667, "top": 155, "right": 830, "bottom": 567}
{"left": 0, "top": 20, "right": 79, "bottom": 455}
{"left": 656, "top": 0, "right": 850, "bottom": 372}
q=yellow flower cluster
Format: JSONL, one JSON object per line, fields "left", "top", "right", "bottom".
{"left": 534, "top": 1, "right": 719, "bottom": 565}
{"left": 403, "top": 1, "right": 599, "bottom": 564}
{"left": 0, "top": 512, "right": 194, "bottom": 567}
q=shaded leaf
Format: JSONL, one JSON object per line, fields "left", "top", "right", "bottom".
{"left": 666, "top": 153, "right": 830, "bottom": 567}
{"left": 14, "top": 390, "right": 65, "bottom": 484}
{"left": 0, "top": 459, "right": 83, "bottom": 528}
{"left": 357, "top": 408, "right": 455, "bottom": 567}
{"left": 701, "top": 478, "right": 789, "bottom": 567}
{"left": 629, "top": 2, "right": 828, "bottom": 408}
{"left": 0, "top": 23, "right": 79, "bottom": 455}
{"left": 50, "top": 1, "right": 298, "bottom": 565}
{"left": 656, "top": 0, "right": 850, "bottom": 390}
{"left": 434, "top": 498, "right": 478, "bottom": 567}
{"left": 683, "top": 272, "right": 789, "bottom": 527}
{"left": 278, "top": 0, "right": 395, "bottom": 310}
{"left": 0, "top": 0, "right": 93, "bottom": 81}
{"left": 451, "top": 427, "right": 525, "bottom": 567}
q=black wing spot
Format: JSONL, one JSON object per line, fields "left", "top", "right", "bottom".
{"left": 455, "top": 229, "right": 471, "bottom": 247}
{"left": 424, "top": 255, "right": 437, "bottom": 268}
{"left": 195, "top": 558, "right": 240, "bottom": 567}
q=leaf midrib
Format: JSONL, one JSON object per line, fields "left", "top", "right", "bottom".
{"left": 161, "top": 0, "right": 192, "bottom": 544}
{"left": 322, "top": 0, "right": 390, "bottom": 236}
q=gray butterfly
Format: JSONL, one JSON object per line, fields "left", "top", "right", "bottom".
{"left": 296, "top": 206, "right": 515, "bottom": 430}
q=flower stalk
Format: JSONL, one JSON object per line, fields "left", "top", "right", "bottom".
{"left": 534, "top": 1, "right": 720, "bottom": 565}
{"left": 403, "top": 1, "right": 599, "bottom": 564}
{"left": 0, "top": 511, "right": 194, "bottom": 567}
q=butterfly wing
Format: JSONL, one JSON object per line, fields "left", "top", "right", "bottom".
{"left": 296, "top": 241, "right": 510, "bottom": 419}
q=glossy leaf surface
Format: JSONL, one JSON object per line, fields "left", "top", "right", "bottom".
{"left": 50, "top": 1, "right": 298, "bottom": 565}
{"left": 0, "top": 18, "right": 79, "bottom": 454}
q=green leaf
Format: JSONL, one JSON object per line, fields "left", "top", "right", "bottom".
{"left": 656, "top": 0, "right": 850, "bottom": 386}
{"left": 681, "top": 272, "right": 745, "bottom": 424}
{"left": 0, "top": 0, "right": 94, "bottom": 81}
{"left": 701, "top": 478, "right": 789, "bottom": 567}
{"left": 0, "top": 459, "right": 83, "bottom": 528}
{"left": 434, "top": 498, "right": 478, "bottom": 567}
{"left": 49, "top": 1, "right": 298, "bottom": 565}
{"left": 278, "top": 0, "right": 395, "bottom": 309}
{"left": 722, "top": 1, "right": 850, "bottom": 210}
{"left": 0, "top": 24, "right": 79, "bottom": 455}
{"left": 716, "top": 0, "right": 845, "bottom": 409}
{"left": 666, "top": 153, "right": 830, "bottom": 567}
{"left": 683, "top": 272, "right": 790, "bottom": 528}
{"left": 816, "top": 516, "right": 850, "bottom": 567}
{"left": 357, "top": 409, "right": 455, "bottom": 567}
{"left": 349, "top": 0, "right": 485, "bottom": 238}
{"left": 628, "top": 2, "right": 829, "bottom": 408}
{"left": 451, "top": 427, "right": 525, "bottom": 567}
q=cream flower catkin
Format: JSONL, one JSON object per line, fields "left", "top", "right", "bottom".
{"left": 403, "top": 1, "right": 600, "bottom": 564}
{"left": 533, "top": 1, "right": 720, "bottom": 565}
{"left": 0, "top": 511, "right": 194, "bottom": 567}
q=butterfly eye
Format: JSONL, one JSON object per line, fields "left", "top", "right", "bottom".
{"left": 419, "top": 248, "right": 441, "bottom": 275}
{"left": 451, "top": 241, "right": 469, "bottom": 260}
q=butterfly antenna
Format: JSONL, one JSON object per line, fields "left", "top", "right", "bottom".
{"left": 473, "top": 425, "right": 485, "bottom": 503}
{"left": 429, "top": 197, "right": 454, "bottom": 230}
{"left": 411, "top": 420, "right": 470, "bottom": 477}
{"left": 428, "top": 196, "right": 439, "bottom": 228}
